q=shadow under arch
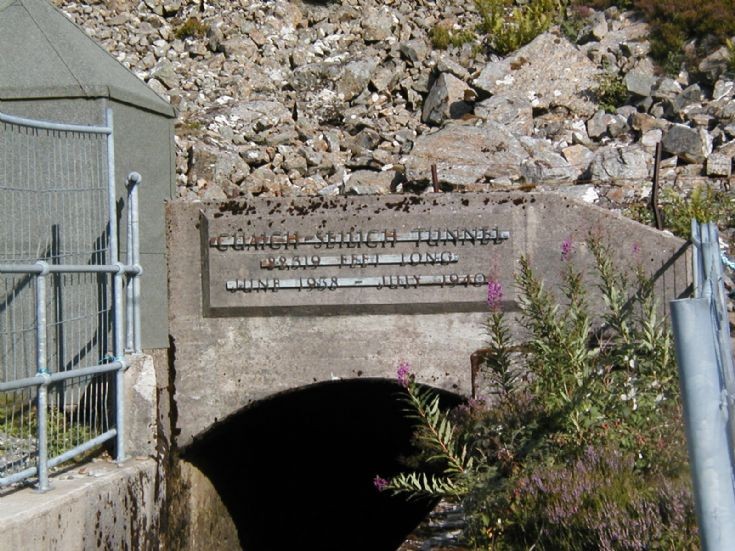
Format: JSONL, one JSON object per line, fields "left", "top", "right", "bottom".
{"left": 183, "top": 378, "right": 464, "bottom": 551}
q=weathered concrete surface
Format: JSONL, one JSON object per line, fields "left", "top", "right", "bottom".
{"left": 0, "top": 458, "right": 159, "bottom": 551}
{"left": 167, "top": 192, "right": 690, "bottom": 448}
{"left": 125, "top": 354, "right": 159, "bottom": 457}
{"left": 164, "top": 460, "right": 241, "bottom": 551}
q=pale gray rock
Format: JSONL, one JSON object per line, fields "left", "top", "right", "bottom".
{"left": 400, "top": 39, "right": 429, "bottom": 64}
{"left": 404, "top": 122, "right": 526, "bottom": 187}
{"left": 345, "top": 170, "right": 396, "bottom": 194}
{"left": 188, "top": 144, "right": 249, "bottom": 187}
{"left": 590, "top": 12, "right": 608, "bottom": 41}
{"left": 337, "top": 59, "right": 378, "bottom": 101}
{"left": 370, "top": 62, "right": 402, "bottom": 91}
{"left": 362, "top": 8, "right": 394, "bottom": 42}
{"left": 239, "top": 147, "right": 270, "bottom": 167}
{"left": 709, "top": 96, "right": 735, "bottom": 122}
{"left": 200, "top": 181, "right": 228, "bottom": 201}
{"left": 147, "top": 78, "right": 169, "bottom": 100}
{"left": 519, "top": 137, "right": 580, "bottom": 184}
{"left": 607, "top": 114, "right": 629, "bottom": 138}
{"left": 207, "top": 25, "right": 225, "bottom": 53}
{"left": 473, "top": 33, "right": 600, "bottom": 118}
{"left": 713, "top": 79, "right": 735, "bottom": 101}
{"left": 562, "top": 144, "right": 594, "bottom": 172}
{"left": 474, "top": 94, "right": 533, "bottom": 135}
{"left": 587, "top": 110, "right": 616, "bottom": 139}
{"left": 662, "top": 124, "right": 712, "bottom": 163}
{"left": 706, "top": 153, "right": 732, "bottom": 177}
{"left": 291, "top": 62, "right": 344, "bottom": 92}
{"left": 641, "top": 129, "right": 663, "bottom": 147}
{"left": 670, "top": 84, "right": 703, "bottom": 115}
{"left": 698, "top": 46, "right": 731, "bottom": 80}
{"left": 624, "top": 69, "right": 655, "bottom": 97}
{"left": 588, "top": 145, "right": 651, "bottom": 182}
{"left": 244, "top": 166, "right": 290, "bottom": 196}
{"left": 630, "top": 112, "right": 669, "bottom": 133}
{"left": 421, "top": 73, "right": 473, "bottom": 125}
{"left": 150, "top": 59, "right": 178, "bottom": 89}
{"left": 435, "top": 56, "right": 470, "bottom": 81}
{"left": 230, "top": 101, "right": 294, "bottom": 133}
{"left": 652, "top": 77, "right": 682, "bottom": 100}
{"left": 279, "top": 146, "right": 308, "bottom": 176}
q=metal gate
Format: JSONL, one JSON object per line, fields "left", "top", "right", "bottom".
{"left": 0, "top": 108, "right": 142, "bottom": 491}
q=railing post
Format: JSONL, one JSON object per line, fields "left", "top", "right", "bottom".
{"left": 671, "top": 297, "right": 735, "bottom": 550}
{"left": 691, "top": 219, "right": 703, "bottom": 297}
{"left": 126, "top": 172, "right": 142, "bottom": 354}
{"left": 114, "top": 262, "right": 126, "bottom": 463}
{"left": 35, "top": 261, "right": 50, "bottom": 492}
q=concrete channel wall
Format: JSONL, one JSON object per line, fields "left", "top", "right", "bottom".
{"left": 0, "top": 354, "right": 163, "bottom": 551}
{"left": 167, "top": 192, "right": 691, "bottom": 448}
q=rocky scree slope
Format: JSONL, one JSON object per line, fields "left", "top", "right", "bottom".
{"left": 55, "top": 0, "right": 735, "bottom": 212}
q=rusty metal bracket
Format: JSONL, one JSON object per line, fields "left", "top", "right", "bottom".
{"left": 649, "top": 142, "right": 664, "bottom": 230}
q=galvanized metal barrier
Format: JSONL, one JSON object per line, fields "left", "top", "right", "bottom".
{"left": 670, "top": 220, "right": 735, "bottom": 550}
{"left": 0, "top": 109, "right": 142, "bottom": 491}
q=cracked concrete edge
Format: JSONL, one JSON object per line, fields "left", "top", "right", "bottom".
{"left": 0, "top": 458, "right": 159, "bottom": 551}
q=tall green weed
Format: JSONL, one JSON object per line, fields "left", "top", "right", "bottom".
{"left": 376, "top": 239, "right": 696, "bottom": 549}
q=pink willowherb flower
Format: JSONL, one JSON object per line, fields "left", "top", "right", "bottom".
{"left": 373, "top": 475, "right": 389, "bottom": 492}
{"left": 561, "top": 237, "right": 574, "bottom": 262}
{"left": 486, "top": 278, "right": 503, "bottom": 311}
{"left": 397, "top": 360, "right": 411, "bottom": 387}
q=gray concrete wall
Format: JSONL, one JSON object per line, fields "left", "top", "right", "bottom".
{"left": 167, "top": 192, "right": 691, "bottom": 448}
{"left": 0, "top": 458, "right": 160, "bottom": 551}
{"left": 0, "top": 97, "right": 175, "bottom": 349}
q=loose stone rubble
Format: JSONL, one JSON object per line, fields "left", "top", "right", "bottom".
{"left": 54, "top": 0, "right": 734, "bottom": 211}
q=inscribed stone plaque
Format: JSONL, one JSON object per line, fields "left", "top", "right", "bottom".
{"left": 200, "top": 195, "right": 512, "bottom": 315}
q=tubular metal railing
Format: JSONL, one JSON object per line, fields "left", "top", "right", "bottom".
{"left": 0, "top": 109, "right": 142, "bottom": 491}
{"left": 670, "top": 220, "right": 735, "bottom": 550}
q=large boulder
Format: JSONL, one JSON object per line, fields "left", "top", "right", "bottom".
{"left": 473, "top": 33, "right": 600, "bottom": 118}
{"left": 588, "top": 144, "right": 651, "bottom": 182}
{"left": 474, "top": 94, "right": 533, "bottom": 135}
{"left": 404, "top": 122, "right": 526, "bottom": 187}
{"left": 662, "top": 124, "right": 712, "bottom": 164}
{"left": 518, "top": 137, "right": 580, "bottom": 184}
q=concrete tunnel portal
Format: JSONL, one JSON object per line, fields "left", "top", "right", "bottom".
{"left": 182, "top": 378, "right": 463, "bottom": 550}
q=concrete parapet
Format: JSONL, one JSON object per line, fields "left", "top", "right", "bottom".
{"left": 0, "top": 458, "right": 159, "bottom": 551}
{"left": 125, "top": 353, "right": 158, "bottom": 458}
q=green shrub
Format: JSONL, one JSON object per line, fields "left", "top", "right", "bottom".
{"left": 661, "top": 184, "right": 735, "bottom": 238}
{"left": 727, "top": 38, "right": 735, "bottom": 74}
{"left": 430, "top": 24, "right": 477, "bottom": 50}
{"left": 576, "top": 0, "right": 735, "bottom": 70}
{"left": 174, "top": 17, "right": 209, "bottom": 40}
{"left": 594, "top": 71, "right": 629, "bottom": 112}
{"left": 376, "top": 239, "right": 696, "bottom": 549}
{"left": 476, "top": 0, "right": 561, "bottom": 55}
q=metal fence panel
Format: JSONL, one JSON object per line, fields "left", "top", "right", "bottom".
{"left": 0, "top": 110, "right": 141, "bottom": 491}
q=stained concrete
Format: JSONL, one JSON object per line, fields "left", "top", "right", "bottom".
{"left": 167, "top": 192, "right": 691, "bottom": 448}
{"left": 0, "top": 458, "right": 159, "bottom": 551}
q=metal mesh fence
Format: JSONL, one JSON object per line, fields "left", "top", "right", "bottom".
{"left": 0, "top": 110, "right": 138, "bottom": 490}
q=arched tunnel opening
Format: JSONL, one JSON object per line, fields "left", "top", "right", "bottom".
{"left": 182, "top": 378, "right": 463, "bottom": 550}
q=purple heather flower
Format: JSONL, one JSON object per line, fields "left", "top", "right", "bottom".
{"left": 397, "top": 360, "right": 411, "bottom": 387}
{"left": 486, "top": 278, "right": 503, "bottom": 311}
{"left": 373, "top": 475, "right": 389, "bottom": 492}
{"left": 561, "top": 236, "right": 574, "bottom": 262}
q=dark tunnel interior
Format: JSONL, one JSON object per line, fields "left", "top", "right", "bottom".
{"left": 183, "top": 378, "right": 463, "bottom": 551}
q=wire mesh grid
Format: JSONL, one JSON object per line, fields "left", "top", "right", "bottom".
{"left": 0, "top": 115, "right": 116, "bottom": 484}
